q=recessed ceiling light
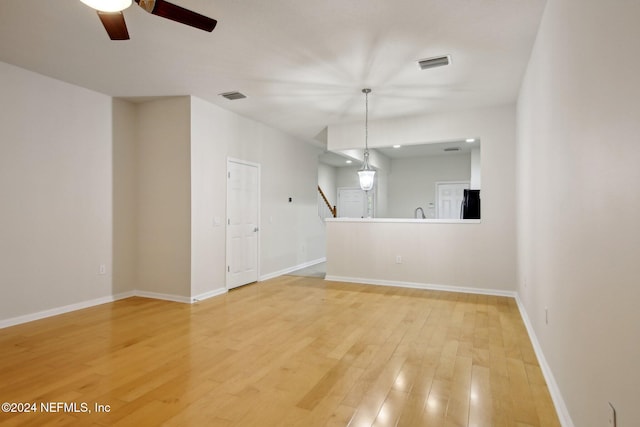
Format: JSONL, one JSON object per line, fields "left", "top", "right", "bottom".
{"left": 417, "top": 55, "right": 451, "bottom": 70}
{"left": 393, "top": 145, "right": 401, "bottom": 148}
{"left": 465, "top": 138, "right": 475, "bottom": 143}
{"left": 346, "top": 160, "right": 353, "bottom": 164}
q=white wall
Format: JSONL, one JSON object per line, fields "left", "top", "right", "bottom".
{"left": 387, "top": 153, "right": 471, "bottom": 218}
{"left": 326, "top": 105, "right": 517, "bottom": 292}
{"left": 336, "top": 165, "right": 361, "bottom": 189}
{"left": 0, "top": 64, "right": 326, "bottom": 322}
{"left": 252, "top": 118, "right": 327, "bottom": 274}
{"left": 112, "top": 98, "right": 137, "bottom": 295}
{"left": 190, "top": 97, "right": 326, "bottom": 288}
{"left": 131, "top": 96, "right": 325, "bottom": 298}
{"left": 0, "top": 62, "right": 113, "bottom": 322}
{"left": 135, "top": 97, "right": 192, "bottom": 297}
{"left": 190, "top": 97, "right": 227, "bottom": 297}
{"left": 516, "top": 1, "right": 640, "bottom": 426}
{"left": 327, "top": 220, "right": 514, "bottom": 292}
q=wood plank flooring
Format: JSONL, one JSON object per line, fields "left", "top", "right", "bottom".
{"left": 0, "top": 276, "right": 560, "bottom": 426}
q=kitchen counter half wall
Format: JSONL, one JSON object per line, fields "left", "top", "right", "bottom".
{"left": 325, "top": 218, "right": 515, "bottom": 296}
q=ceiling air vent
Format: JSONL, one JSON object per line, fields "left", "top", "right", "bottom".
{"left": 417, "top": 55, "right": 451, "bottom": 70}
{"left": 219, "top": 91, "right": 247, "bottom": 100}
{"left": 444, "top": 147, "right": 460, "bottom": 152}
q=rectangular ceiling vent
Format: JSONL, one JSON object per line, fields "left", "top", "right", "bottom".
{"left": 219, "top": 91, "right": 247, "bottom": 100}
{"left": 417, "top": 55, "right": 451, "bottom": 70}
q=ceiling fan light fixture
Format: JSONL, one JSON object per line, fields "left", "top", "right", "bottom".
{"left": 80, "top": 0, "right": 132, "bottom": 12}
{"left": 417, "top": 55, "right": 451, "bottom": 70}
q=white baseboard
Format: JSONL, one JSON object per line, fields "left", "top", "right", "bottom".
{"left": 0, "top": 293, "right": 125, "bottom": 329}
{"left": 113, "top": 290, "right": 137, "bottom": 300}
{"left": 324, "top": 275, "right": 516, "bottom": 298}
{"left": 191, "top": 287, "right": 228, "bottom": 302}
{"left": 130, "top": 287, "right": 229, "bottom": 304}
{"left": 134, "top": 290, "right": 192, "bottom": 304}
{"left": 0, "top": 287, "right": 229, "bottom": 330}
{"left": 259, "top": 257, "right": 326, "bottom": 281}
{"left": 515, "top": 294, "right": 574, "bottom": 427}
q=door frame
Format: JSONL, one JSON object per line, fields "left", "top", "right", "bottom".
{"left": 226, "top": 157, "right": 261, "bottom": 289}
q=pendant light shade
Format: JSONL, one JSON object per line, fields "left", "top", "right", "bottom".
{"left": 358, "top": 170, "right": 375, "bottom": 191}
{"left": 358, "top": 152, "right": 375, "bottom": 191}
{"left": 358, "top": 88, "right": 376, "bottom": 191}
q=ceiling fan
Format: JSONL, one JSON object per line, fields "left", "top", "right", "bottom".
{"left": 80, "top": 0, "right": 217, "bottom": 40}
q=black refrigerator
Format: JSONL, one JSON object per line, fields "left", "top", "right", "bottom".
{"left": 461, "top": 189, "right": 481, "bottom": 219}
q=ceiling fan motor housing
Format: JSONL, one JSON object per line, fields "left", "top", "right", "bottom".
{"left": 136, "top": 0, "right": 156, "bottom": 13}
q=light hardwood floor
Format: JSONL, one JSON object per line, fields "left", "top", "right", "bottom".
{"left": 0, "top": 276, "right": 560, "bottom": 426}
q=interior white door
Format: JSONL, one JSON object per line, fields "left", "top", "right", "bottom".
{"left": 337, "top": 187, "right": 367, "bottom": 218}
{"left": 226, "top": 160, "right": 259, "bottom": 289}
{"left": 436, "top": 181, "right": 469, "bottom": 219}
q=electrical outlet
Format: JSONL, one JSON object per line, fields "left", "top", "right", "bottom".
{"left": 395, "top": 255, "right": 402, "bottom": 264}
{"left": 98, "top": 264, "right": 106, "bottom": 275}
{"left": 608, "top": 402, "right": 616, "bottom": 427}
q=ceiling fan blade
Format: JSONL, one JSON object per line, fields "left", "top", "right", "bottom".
{"left": 97, "top": 11, "right": 130, "bottom": 40}
{"left": 135, "top": 0, "right": 217, "bottom": 32}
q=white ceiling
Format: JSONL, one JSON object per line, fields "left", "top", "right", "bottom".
{"left": 0, "top": 0, "right": 546, "bottom": 143}
{"left": 319, "top": 139, "right": 480, "bottom": 168}
{"left": 377, "top": 139, "right": 480, "bottom": 159}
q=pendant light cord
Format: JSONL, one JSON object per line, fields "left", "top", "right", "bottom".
{"left": 358, "top": 88, "right": 375, "bottom": 194}
{"left": 362, "top": 88, "right": 372, "bottom": 163}
{"left": 365, "top": 90, "right": 369, "bottom": 152}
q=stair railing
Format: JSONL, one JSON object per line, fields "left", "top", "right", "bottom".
{"left": 317, "top": 186, "right": 337, "bottom": 218}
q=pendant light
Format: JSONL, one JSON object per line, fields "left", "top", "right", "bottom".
{"left": 358, "top": 88, "right": 376, "bottom": 191}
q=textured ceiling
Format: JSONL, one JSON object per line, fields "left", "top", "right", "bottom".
{"left": 0, "top": 0, "right": 546, "bottom": 142}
